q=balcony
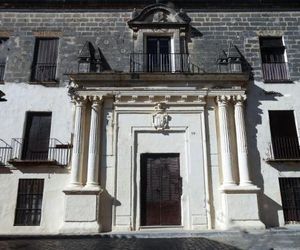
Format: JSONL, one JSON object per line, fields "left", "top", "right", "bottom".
{"left": 129, "top": 53, "right": 202, "bottom": 73}
{"left": 31, "top": 63, "right": 57, "bottom": 83}
{"left": 8, "top": 138, "right": 71, "bottom": 167}
{"left": 0, "top": 62, "right": 5, "bottom": 82}
{"left": 265, "top": 137, "right": 300, "bottom": 162}
{"left": 0, "top": 139, "right": 12, "bottom": 166}
{"left": 262, "top": 62, "right": 290, "bottom": 82}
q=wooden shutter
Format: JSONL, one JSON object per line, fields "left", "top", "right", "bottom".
{"left": 32, "top": 38, "right": 58, "bottom": 81}
{"left": 22, "top": 112, "right": 52, "bottom": 160}
{"left": 269, "top": 111, "right": 300, "bottom": 159}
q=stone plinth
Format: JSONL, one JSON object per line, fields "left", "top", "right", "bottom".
{"left": 60, "top": 189, "right": 102, "bottom": 234}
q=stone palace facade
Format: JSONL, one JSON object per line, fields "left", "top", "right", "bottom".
{"left": 0, "top": 0, "right": 300, "bottom": 234}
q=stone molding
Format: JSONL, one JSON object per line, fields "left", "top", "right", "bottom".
{"left": 32, "top": 30, "right": 63, "bottom": 37}
{"left": 114, "top": 94, "right": 206, "bottom": 104}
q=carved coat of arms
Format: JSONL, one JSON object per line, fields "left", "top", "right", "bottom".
{"left": 152, "top": 103, "right": 169, "bottom": 130}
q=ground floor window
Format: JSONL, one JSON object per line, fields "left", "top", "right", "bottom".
{"left": 279, "top": 178, "right": 300, "bottom": 223}
{"left": 14, "top": 179, "right": 44, "bottom": 226}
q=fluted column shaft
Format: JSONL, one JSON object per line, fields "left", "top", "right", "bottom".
{"left": 70, "top": 97, "right": 86, "bottom": 187}
{"left": 86, "top": 97, "right": 102, "bottom": 189}
{"left": 234, "top": 95, "right": 252, "bottom": 186}
{"left": 217, "top": 96, "right": 236, "bottom": 186}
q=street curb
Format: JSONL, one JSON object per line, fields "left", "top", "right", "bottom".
{"left": 1, "top": 228, "right": 300, "bottom": 240}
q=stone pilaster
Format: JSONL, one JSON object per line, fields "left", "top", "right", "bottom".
{"left": 217, "top": 95, "right": 236, "bottom": 187}
{"left": 69, "top": 96, "right": 86, "bottom": 189}
{"left": 233, "top": 95, "right": 252, "bottom": 186}
{"left": 85, "top": 96, "right": 102, "bottom": 190}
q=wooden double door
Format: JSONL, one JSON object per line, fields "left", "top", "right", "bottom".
{"left": 140, "top": 153, "right": 182, "bottom": 226}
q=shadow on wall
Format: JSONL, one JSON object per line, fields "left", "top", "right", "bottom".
{"left": 98, "top": 105, "right": 123, "bottom": 232}
{"left": 246, "top": 81, "right": 284, "bottom": 227}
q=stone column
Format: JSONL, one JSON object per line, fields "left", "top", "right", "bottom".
{"left": 85, "top": 96, "right": 102, "bottom": 190}
{"left": 217, "top": 95, "right": 236, "bottom": 187}
{"left": 234, "top": 95, "right": 252, "bottom": 186}
{"left": 69, "top": 96, "right": 86, "bottom": 188}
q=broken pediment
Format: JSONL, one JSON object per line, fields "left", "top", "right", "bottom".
{"left": 128, "top": 3, "right": 191, "bottom": 31}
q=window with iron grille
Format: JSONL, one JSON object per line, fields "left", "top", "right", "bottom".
{"left": 31, "top": 38, "right": 58, "bottom": 82}
{"left": 259, "top": 37, "right": 290, "bottom": 82}
{"left": 269, "top": 111, "right": 300, "bottom": 159}
{"left": 279, "top": 178, "right": 300, "bottom": 223}
{"left": 0, "top": 38, "right": 9, "bottom": 82}
{"left": 14, "top": 179, "right": 44, "bottom": 226}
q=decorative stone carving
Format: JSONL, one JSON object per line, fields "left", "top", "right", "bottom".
{"left": 153, "top": 11, "right": 169, "bottom": 22}
{"left": 153, "top": 102, "right": 170, "bottom": 130}
{"left": 127, "top": 3, "right": 190, "bottom": 32}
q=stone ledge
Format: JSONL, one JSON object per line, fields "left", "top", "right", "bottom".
{"left": 220, "top": 184, "right": 261, "bottom": 193}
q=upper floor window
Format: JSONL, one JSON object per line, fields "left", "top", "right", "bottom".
{"left": 14, "top": 179, "right": 44, "bottom": 226}
{"left": 259, "top": 37, "right": 290, "bottom": 82}
{"left": 31, "top": 38, "right": 58, "bottom": 83}
{"left": 0, "top": 38, "right": 9, "bottom": 82}
{"left": 146, "top": 36, "right": 170, "bottom": 72}
{"left": 269, "top": 110, "right": 300, "bottom": 160}
{"left": 127, "top": 4, "right": 199, "bottom": 73}
{"left": 22, "top": 112, "right": 52, "bottom": 161}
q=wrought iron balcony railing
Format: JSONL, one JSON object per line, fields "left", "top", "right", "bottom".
{"left": 262, "top": 62, "right": 289, "bottom": 82}
{"left": 0, "top": 139, "right": 12, "bottom": 166}
{"left": 10, "top": 138, "right": 72, "bottom": 166}
{"left": 265, "top": 137, "right": 300, "bottom": 161}
{"left": 130, "top": 53, "right": 202, "bottom": 73}
{"left": 31, "top": 63, "right": 57, "bottom": 82}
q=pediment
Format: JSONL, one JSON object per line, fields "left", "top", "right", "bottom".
{"left": 128, "top": 4, "right": 191, "bottom": 31}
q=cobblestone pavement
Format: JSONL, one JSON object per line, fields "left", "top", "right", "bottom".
{"left": 0, "top": 237, "right": 237, "bottom": 250}
{"left": 1, "top": 229, "right": 300, "bottom": 250}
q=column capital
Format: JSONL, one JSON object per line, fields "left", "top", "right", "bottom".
{"left": 89, "top": 95, "right": 103, "bottom": 105}
{"left": 73, "top": 96, "right": 88, "bottom": 106}
{"left": 216, "top": 95, "right": 231, "bottom": 106}
{"left": 233, "top": 95, "right": 247, "bottom": 105}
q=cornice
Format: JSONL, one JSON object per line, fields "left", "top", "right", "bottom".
{"left": 68, "top": 72, "right": 250, "bottom": 88}
{"left": 0, "top": 1, "right": 299, "bottom": 11}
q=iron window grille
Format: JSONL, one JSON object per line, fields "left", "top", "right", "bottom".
{"left": 260, "top": 37, "right": 290, "bottom": 82}
{"left": 268, "top": 111, "right": 300, "bottom": 160}
{"left": 14, "top": 179, "right": 44, "bottom": 226}
{"left": 279, "top": 178, "right": 300, "bottom": 223}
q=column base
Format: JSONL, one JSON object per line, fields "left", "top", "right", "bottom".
{"left": 64, "top": 183, "right": 83, "bottom": 191}
{"left": 219, "top": 185, "right": 265, "bottom": 230}
{"left": 60, "top": 189, "right": 102, "bottom": 234}
{"left": 83, "top": 184, "right": 103, "bottom": 192}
